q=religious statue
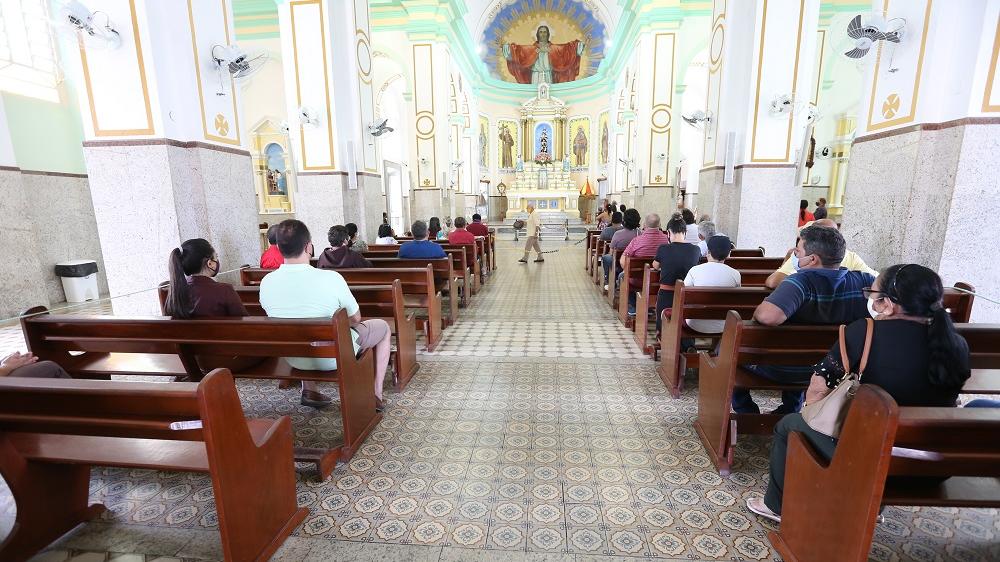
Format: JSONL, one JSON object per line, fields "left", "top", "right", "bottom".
{"left": 499, "top": 124, "right": 515, "bottom": 169}
{"left": 479, "top": 124, "right": 489, "bottom": 168}
{"left": 573, "top": 127, "right": 588, "bottom": 167}
{"left": 562, "top": 157, "right": 571, "bottom": 172}
{"left": 502, "top": 25, "right": 585, "bottom": 84}
{"left": 539, "top": 130, "right": 549, "bottom": 154}
{"left": 600, "top": 121, "right": 609, "bottom": 164}
{"left": 515, "top": 158, "right": 524, "bottom": 172}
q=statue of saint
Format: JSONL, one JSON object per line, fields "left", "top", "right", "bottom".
{"left": 600, "top": 121, "right": 609, "bottom": 164}
{"left": 479, "top": 124, "right": 488, "bottom": 168}
{"left": 502, "top": 25, "right": 585, "bottom": 84}
{"left": 573, "top": 127, "right": 588, "bottom": 167}
{"left": 499, "top": 124, "right": 515, "bottom": 169}
{"left": 538, "top": 130, "right": 549, "bottom": 155}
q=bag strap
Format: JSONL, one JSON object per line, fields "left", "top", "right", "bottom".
{"left": 857, "top": 318, "right": 875, "bottom": 375}
{"left": 838, "top": 318, "right": 875, "bottom": 376}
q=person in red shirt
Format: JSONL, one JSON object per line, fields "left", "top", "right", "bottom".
{"left": 260, "top": 224, "right": 284, "bottom": 268}
{"left": 797, "top": 199, "right": 815, "bottom": 228}
{"left": 448, "top": 216, "right": 476, "bottom": 266}
{"left": 466, "top": 213, "right": 489, "bottom": 237}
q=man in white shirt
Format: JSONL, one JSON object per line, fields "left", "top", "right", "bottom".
{"left": 260, "top": 220, "right": 392, "bottom": 411}
{"left": 683, "top": 235, "right": 741, "bottom": 333}
{"left": 518, "top": 204, "right": 544, "bottom": 263}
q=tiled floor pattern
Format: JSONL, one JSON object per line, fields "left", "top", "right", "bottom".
{"left": 2, "top": 242, "right": 998, "bottom": 561}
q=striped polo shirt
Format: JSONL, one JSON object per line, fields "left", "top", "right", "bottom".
{"left": 622, "top": 228, "right": 670, "bottom": 258}
{"left": 766, "top": 267, "right": 876, "bottom": 325}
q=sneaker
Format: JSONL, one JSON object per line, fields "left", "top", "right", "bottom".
{"left": 518, "top": 258, "right": 528, "bottom": 263}
{"left": 534, "top": 257, "right": 545, "bottom": 262}
{"left": 603, "top": 284, "right": 609, "bottom": 291}
{"left": 746, "top": 497, "right": 781, "bottom": 523}
{"left": 301, "top": 389, "right": 333, "bottom": 408}
{"left": 375, "top": 397, "right": 385, "bottom": 413}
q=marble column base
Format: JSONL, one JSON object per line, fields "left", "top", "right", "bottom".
{"left": 696, "top": 167, "right": 724, "bottom": 224}
{"left": 843, "top": 121, "right": 1000, "bottom": 321}
{"left": 723, "top": 166, "right": 800, "bottom": 255}
{"left": 0, "top": 169, "right": 48, "bottom": 319}
{"left": 83, "top": 141, "right": 257, "bottom": 315}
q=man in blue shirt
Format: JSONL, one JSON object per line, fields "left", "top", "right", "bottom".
{"left": 734, "top": 225, "right": 876, "bottom": 414}
{"left": 398, "top": 220, "right": 447, "bottom": 259}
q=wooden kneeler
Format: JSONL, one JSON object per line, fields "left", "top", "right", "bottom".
{"left": 0, "top": 369, "right": 307, "bottom": 562}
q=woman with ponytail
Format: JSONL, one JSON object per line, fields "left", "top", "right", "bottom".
{"left": 748, "top": 263, "right": 971, "bottom": 523}
{"left": 797, "top": 199, "right": 815, "bottom": 227}
{"left": 165, "top": 239, "right": 259, "bottom": 381}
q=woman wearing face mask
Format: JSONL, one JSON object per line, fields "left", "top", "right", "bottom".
{"left": 747, "top": 264, "right": 971, "bottom": 523}
{"left": 164, "top": 239, "right": 262, "bottom": 380}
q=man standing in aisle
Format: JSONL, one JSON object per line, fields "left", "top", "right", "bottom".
{"left": 518, "top": 204, "right": 544, "bottom": 263}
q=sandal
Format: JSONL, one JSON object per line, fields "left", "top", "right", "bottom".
{"left": 746, "top": 497, "right": 781, "bottom": 523}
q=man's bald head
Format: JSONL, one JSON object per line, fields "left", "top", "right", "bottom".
{"left": 644, "top": 213, "right": 661, "bottom": 229}
{"left": 813, "top": 218, "right": 838, "bottom": 229}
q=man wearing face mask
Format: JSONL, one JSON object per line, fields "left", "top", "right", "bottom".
{"left": 735, "top": 225, "right": 876, "bottom": 415}
{"left": 764, "top": 219, "right": 875, "bottom": 289}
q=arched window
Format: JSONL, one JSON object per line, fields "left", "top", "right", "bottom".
{"left": 0, "top": 0, "right": 61, "bottom": 102}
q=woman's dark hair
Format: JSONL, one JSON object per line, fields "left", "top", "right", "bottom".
{"left": 428, "top": 217, "right": 442, "bottom": 237}
{"left": 666, "top": 212, "right": 687, "bottom": 235}
{"left": 378, "top": 224, "right": 393, "bottom": 238}
{"left": 880, "top": 264, "right": 971, "bottom": 390}
{"left": 266, "top": 224, "right": 278, "bottom": 245}
{"left": 619, "top": 204, "right": 627, "bottom": 213}
{"left": 610, "top": 211, "right": 623, "bottom": 224}
{"left": 680, "top": 208, "right": 695, "bottom": 225}
{"left": 164, "top": 238, "right": 216, "bottom": 319}
{"left": 345, "top": 223, "right": 359, "bottom": 240}
{"left": 799, "top": 199, "right": 809, "bottom": 222}
{"left": 622, "top": 208, "right": 641, "bottom": 230}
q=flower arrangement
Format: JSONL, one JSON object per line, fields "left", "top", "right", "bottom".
{"left": 534, "top": 152, "right": 552, "bottom": 165}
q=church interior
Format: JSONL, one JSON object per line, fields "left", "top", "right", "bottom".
{"left": 0, "top": 0, "right": 999, "bottom": 561}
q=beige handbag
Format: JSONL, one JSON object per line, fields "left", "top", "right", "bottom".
{"left": 800, "top": 318, "right": 874, "bottom": 438}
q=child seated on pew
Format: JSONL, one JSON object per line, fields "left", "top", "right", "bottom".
{"left": 747, "top": 264, "right": 971, "bottom": 523}
{"left": 681, "top": 235, "right": 741, "bottom": 337}
{"left": 164, "top": 238, "right": 265, "bottom": 382}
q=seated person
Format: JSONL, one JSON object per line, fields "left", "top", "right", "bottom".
{"left": 399, "top": 220, "right": 447, "bottom": 259}
{"left": 747, "top": 264, "right": 970, "bottom": 522}
{"left": 428, "top": 217, "right": 445, "bottom": 240}
{"left": 683, "top": 235, "right": 741, "bottom": 334}
{"left": 603, "top": 208, "right": 641, "bottom": 288}
{"left": 765, "top": 219, "right": 876, "bottom": 288}
{"left": 260, "top": 224, "right": 284, "bottom": 268}
{"left": 447, "top": 216, "right": 476, "bottom": 266}
{"left": 652, "top": 213, "right": 702, "bottom": 331}
{"left": 619, "top": 213, "right": 671, "bottom": 315}
{"left": 0, "top": 351, "right": 69, "bottom": 378}
{"left": 739, "top": 226, "right": 875, "bottom": 415}
{"left": 164, "top": 238, "right": 263, "bottom": 380}
{"left": 375, "top": 223, "right": 398, "bottom": 245}
{"left": 467, "top": 213, "right": 489, "bottom": 237}
{"left": 346, "top": 222, "right": 368, "bottom": 253}
{"left": 601, "top": 212, "right": 624, "bottom": 242}
{"left": 260, "top": 220, "right": 392, "bottom": 411}
{"left": 681, "top": 208, "right": 700, "bottom": 244}
{"left": 318, "top": 225, "right": 372, "bottom": 269}
{"left": 696, "top": 221, "right": 717, "bottom": 257}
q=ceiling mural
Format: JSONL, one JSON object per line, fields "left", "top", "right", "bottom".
{"left": 482, "top": 0, "right": 607, "bottom": 85}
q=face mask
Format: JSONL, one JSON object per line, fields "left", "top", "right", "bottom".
{"left": 208, "top": 259, "right": 220, "bottom": 277}
{"left": 867, "top": 298, "right": 881, "bottom": 319}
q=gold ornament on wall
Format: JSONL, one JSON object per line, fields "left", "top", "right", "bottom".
{"left": 881, "top": 94, "right": 901, "bottom": 119}
{"left": 214, "top": 113, "right": 230, "bottom": 136}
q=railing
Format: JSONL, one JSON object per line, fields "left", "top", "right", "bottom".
{"left": 513, "top": 220, "right": 570, "bottom": 241}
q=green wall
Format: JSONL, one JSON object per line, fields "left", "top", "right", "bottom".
{"left": 3, "top": 82, "right": 87, "bottom": 174}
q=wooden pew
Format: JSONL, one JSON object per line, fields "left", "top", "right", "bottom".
{"left": 584, "top": 229, "right": 601, "bottom": 270}
{"left": 364, "top": 248, "right": 469, "bottom": 307}
{"left": 730, "top": 247, "right": 766, "bottom": 257}
{"left": 156, "top": 281, "right": 420, "bottom": 390}
{"left": 769, "top": 385, "right": 1000, "bottom": 562}
{"left": 21, "top": 306, "right": 380, "bottom": 479}
{"left": 591, "top": 238, "right": 609, "bottom": 285}
{"left": 604, "top": 248, "right": 624, "bottom": 300}
{"left": 657, "top": 281, "right": 977, "bottom": 398}
{"left": 616, "top": 255, "right": 656, "bottom": 322}
{"left": 366, "top": 258, "right": 460, "bottom": 326}
{"left": 714, "top": 256, "right": 784, "bottom": 270}
{"left": 0, "top": 369, "right": 306, "bottom": 562}
{"left": 241, "top": 265, "right": 445, "bottom": 351}
{"left": 695, "top": 310, "right": 993, "bottom": 475}
{"left": 586, "top": 232, "right": 601, "bottom": 275}
{"left": 437, "top": 242, "right": 481, "bottom": 294}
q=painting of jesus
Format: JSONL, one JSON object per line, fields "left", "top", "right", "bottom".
{"left": 502, "top": 25, "right": 584, "bottom": 84}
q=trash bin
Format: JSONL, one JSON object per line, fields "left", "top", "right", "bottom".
{"left": 55, "top": 260, "right": 99, "bottom": 303}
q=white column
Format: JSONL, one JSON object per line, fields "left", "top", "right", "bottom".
{"left": 841, "top": 0, "right": 1000, "bottom": 321}
{"left": 409, "top": 41, "right": 452, "bottom": 220}
{"left": 71, "top": 0, "right": 257, "bottom": 314}
{"left": 634, "top": 30, "right": 679, "bottom": 215}
{"left": 699, "top": 0, "right": 820, "bottom": 254}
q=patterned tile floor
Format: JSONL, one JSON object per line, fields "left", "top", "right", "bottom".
{"left": 2, "top": 241, "right": 999, "bottom": 561}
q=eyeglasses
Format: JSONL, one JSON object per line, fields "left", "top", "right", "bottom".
{"left": 861, "top": 287, "right": 889, "bottom": 301}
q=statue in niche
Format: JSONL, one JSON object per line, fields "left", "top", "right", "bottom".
{"left": 499, "top": 124, "right": 515, "bottom": 169}
{"left": 515, "top": 158, "right": 524, "bottom": 172}
{"left": 479, "top": 124, "right": 489, "bottom": 168}
{"left": 539, "top": 130, "right": 549, "bottom": 154}
{"left": 563, "top": 157, "right": 571, "bottom": 172}
{"left": 600, "top": 121, "right": 609, "bottom": 164}
{"left": 573, "top": 126, "right": 588, "bottom": 167}
{"left": 264, "top": 143, "right": 288, "bottom": 195}
{"left": 502, "top": 25, "right": 585, "bottom": 84}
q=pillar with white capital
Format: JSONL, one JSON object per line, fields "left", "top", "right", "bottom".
{"left": 841, "top": 0, "right": 1000, "bottom": 321}
{"left": 698, "top": 0, "right": 820, "bottom": 254}
{"left": 409, "top": 41, "right": 454, "bottom": 222}
{"left": 72, "top": 0, "right": 258, "bottom": 314}
{"left": 278, "top": 0, "right": 384, "bottom": 242}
